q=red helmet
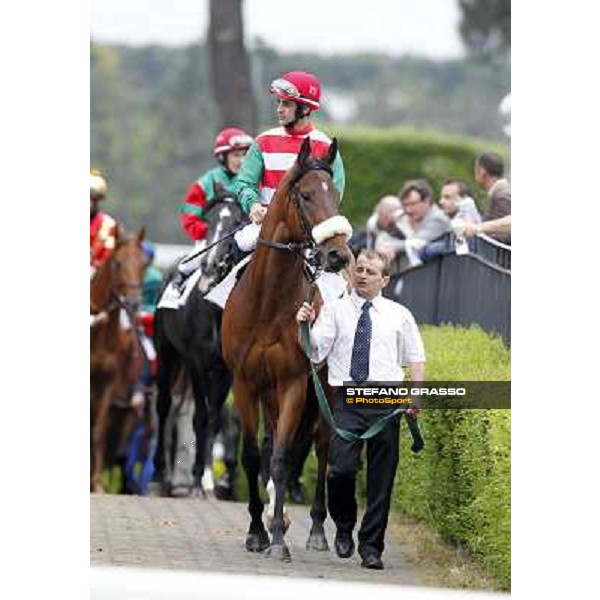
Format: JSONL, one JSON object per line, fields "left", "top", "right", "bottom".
{"left": 213, "top": 127, "right": 254, "bottom": 155}
{"left": 270, "top": 71, "right": 321, "bottom": 111}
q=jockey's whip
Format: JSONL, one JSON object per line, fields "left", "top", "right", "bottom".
{"left": 180, "top": 224, "right": 247, "bottom": 265}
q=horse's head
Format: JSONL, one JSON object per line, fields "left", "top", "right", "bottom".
{"left": 110, "top": 226, "right": 146, "bottom": 313}
{"left": 277, "top": 137, "right": 353, "bottom": 273}
{"left": 199, "top": 186, "right": 247, "bottom": 290}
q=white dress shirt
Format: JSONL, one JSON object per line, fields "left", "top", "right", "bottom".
{"left": 308, "top": 290, "right": 426, "bottom": 385}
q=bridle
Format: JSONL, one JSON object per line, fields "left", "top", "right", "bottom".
{"left": 93, "top": 250, "right": 143, "bottom": 317}
{"left": 256, "top": 159, "right": 335, "bottom": 284}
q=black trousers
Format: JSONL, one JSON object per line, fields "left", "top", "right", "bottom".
{"left": 327, "top": 387, "right": 401, "bottom": 558}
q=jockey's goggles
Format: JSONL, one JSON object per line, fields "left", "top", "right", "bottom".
{"left": 229, "top": 134, "right": 254, "bottom": 148}
{"left": 270, "top": 78, "right": 301, "bottom": 100}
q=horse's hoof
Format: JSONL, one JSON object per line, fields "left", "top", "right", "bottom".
{"left": 214, "top": 484, "right": 235, "bottom": 502}
{"left": 245, "top": 530, "right": 270, "bottom": 553}
{"left": 306, "top": 531, "right": 329, "bottom": 552}
{"left": 201, "top": 487, "right": 214, "bottom": 499}
{"left": 265, "top": 543, "right": 291, "bottom": 562}
{"left": 171, "top": 485, "right": 192, "bottom": 498}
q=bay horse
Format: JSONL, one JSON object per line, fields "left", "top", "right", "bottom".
{"left": 90, "top": 226, "right": 146, "bottom": 492}
{"left": 154, "top": 193, "right": 248, "bottom": 496}
{"left": 221, "top": 137, "right": 354, "bottom": 561}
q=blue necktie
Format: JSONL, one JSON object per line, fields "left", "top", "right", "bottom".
{"left": 350, "top": 300, "right": 372, "bottom": 383}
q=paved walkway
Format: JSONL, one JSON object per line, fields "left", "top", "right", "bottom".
{"left": 91, "top": 494, "right": 426, "bottom": 585}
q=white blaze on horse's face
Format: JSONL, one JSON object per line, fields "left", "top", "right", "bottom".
{"left": 321, "top": 181, "right": 329, "bottom": 192}
{"left": 207, "top": 220, "right": 223, "bottom": 267}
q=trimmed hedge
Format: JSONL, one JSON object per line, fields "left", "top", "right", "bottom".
{"left": 394, "top": 324, "right": 511, "bottom": 589}
{"left": 326, "top": 126, "right": 509, "bottom": 227}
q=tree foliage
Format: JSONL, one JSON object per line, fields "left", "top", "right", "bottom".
{"left": 459, "top": 0, "right": 511, "bottom": 58}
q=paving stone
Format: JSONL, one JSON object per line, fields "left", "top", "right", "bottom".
{"left": 90, "top": 494, "right": 422, "bottom": 585}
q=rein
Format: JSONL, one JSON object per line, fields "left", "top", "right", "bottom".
{"left": 180, "top": 223, "right": 246, "bottom": 266}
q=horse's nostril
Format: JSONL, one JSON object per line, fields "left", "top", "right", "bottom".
{"left": 326, "top": 250, "right": 349, "bottom": 271}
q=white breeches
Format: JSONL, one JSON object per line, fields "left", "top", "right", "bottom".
{"left": 178, "top": 240, "right": 207, "bottom": 275}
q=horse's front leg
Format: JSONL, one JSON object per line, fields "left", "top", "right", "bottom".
{"left": 266, "top": 379, "right": 307, "bottom": 562}
{"left": 235, "top": 377, "right": 269, "bottom": 552}
{"left": 91, "top": 379, "right": 115, "bottom": 493}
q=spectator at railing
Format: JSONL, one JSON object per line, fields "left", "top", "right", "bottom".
{"left": 347, "top": 196, "right": 402, "bottom": 258}
{"left": 365, "top": 195, "right": 401, "bottom": 244}
{"left": 439, "top": 179, "right": 481, "bottom": 224}
{"left": 464, "top": 215, "right": 511, "bottom": 240}
{"left": 375, "top": 180, "right": 451, "bottom": 272}
{"left": 475, "top": 152, "right": 511, "bottom": 244}
{"left": 419, "top": 179, "right": 482, "bottom": 262}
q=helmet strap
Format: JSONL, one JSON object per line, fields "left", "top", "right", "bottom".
{"left": 218, "top": 151, "right": 236, "bottom": 177}
{"left": 284, "top": 104, "right": 311, "bottom": 131}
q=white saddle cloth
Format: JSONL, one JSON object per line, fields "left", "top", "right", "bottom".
{"left": 157, "top": 267, "right": 205, "bottom": 310}
{"left": 204, "top": 255, "right": 253, "bottom": 308}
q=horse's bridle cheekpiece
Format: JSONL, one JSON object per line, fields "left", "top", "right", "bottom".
{"left": 257, "top": 160, "right": 352, "bottom": 283}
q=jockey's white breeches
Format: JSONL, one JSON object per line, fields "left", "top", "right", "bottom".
{"left": 234, "top": 222, "right": 261, "bottom": 252}
{"left": 178, "top": 240, "right": 207, "bottom": 275}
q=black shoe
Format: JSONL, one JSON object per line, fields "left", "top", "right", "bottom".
{"left": 334, "top": 530, "right": 355, "bottom": 558}
{"left": 360, "top": 553, "right": 383, "bottom": 570}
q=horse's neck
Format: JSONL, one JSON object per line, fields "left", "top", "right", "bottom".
{"left": 247, "top": 210, "right": 310, "bottom": 313}
{"left": 91, "top": 259, "right": 114, "bottom": 311}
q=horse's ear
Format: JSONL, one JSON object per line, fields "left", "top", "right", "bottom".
{"left": 297, "top": 137, "right": 311, "bottom": 167}
{"left": 214, "top": 181, "right": 225, "bottom": 195}
{"left": 137, "top": 226, "right": 146, "bottom": 244}
{"left": 325, "top": 138, "right": 338, "bottom": 165}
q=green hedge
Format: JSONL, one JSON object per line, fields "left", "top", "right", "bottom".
{"left": 326, "top": 126, "right": 509, "bottom": 227}
{"left": 394, "top": 325, "right": 511, "bottom": 589}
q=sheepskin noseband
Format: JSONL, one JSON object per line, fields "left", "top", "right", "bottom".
{"left": 312, "top": 215, "right": 353, "bottom": 244}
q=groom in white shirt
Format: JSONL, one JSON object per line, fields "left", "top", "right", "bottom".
{"left": 296, "top": 249, "right": 425, "bottom": 570}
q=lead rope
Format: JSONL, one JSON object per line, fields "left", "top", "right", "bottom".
{"left": 300, "top": 285, "right": 410, "bottom": 444}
